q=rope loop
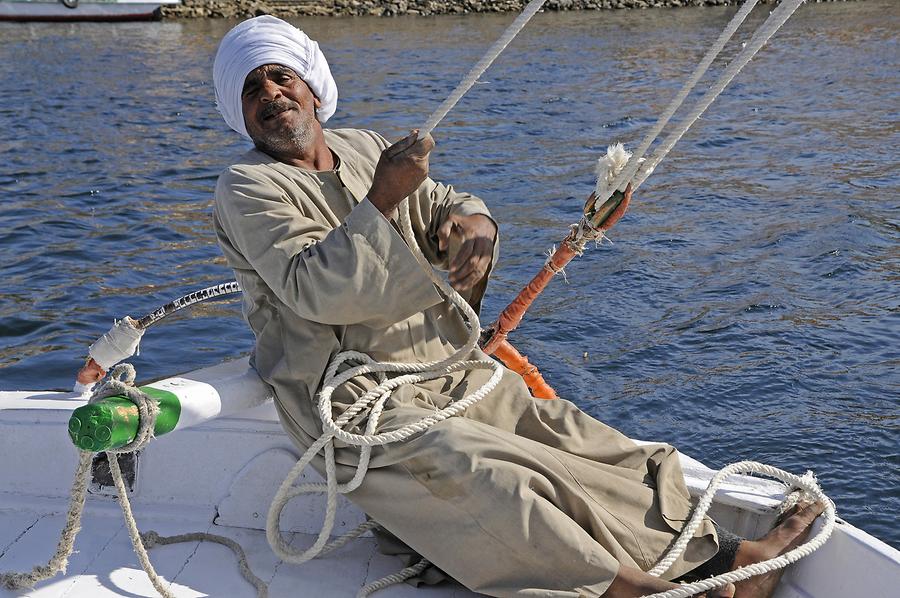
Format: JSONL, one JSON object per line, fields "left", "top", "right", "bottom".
{"left": 108, "top": 362, "right": 137, "bottom": 386}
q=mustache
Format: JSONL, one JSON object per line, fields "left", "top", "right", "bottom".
{"left": 260, "top": 100, "right": 296, "bottom": 120}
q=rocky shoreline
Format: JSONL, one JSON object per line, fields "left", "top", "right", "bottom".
{"left": 161, "top": 0, "right": 853, "bottom": 19}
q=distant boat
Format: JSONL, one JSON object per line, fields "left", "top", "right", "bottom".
{"left": 0, "top": 0, "right": 180, "bottom": 22}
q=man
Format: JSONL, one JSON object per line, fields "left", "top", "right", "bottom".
{"left": 211, "top": 15, "right": 822, "bottom": 598}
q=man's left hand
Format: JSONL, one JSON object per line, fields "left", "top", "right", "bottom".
{"left": 437, "top": 214, "right": 497, "bottom": 291}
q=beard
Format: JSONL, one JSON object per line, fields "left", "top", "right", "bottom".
{"left": 249, "top": 101, "right": 317, "bottom": 156}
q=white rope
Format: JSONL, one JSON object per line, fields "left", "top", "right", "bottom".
{"left": 639, "top": 461, "right": 836, "bottom": 598}
{"left": 632, "top": 0, "right": 806, "bottom": 191}
{"left": 108, "top": 453, "right": 177, "bottom": 598}
{"left": 0, "top": 365, "right": 176, "bottom": 597}
{"left": 264, "top": 1, "right": 569, "bottom": 585}
{"left": 597, "top": 0, "right": 806, "bottom": 209}
{"left": 16, "top": 1, "right": 539, "bottom": 589}
{"left": 604, "top": 0, "right": 760, "bottom": 197}
{"left": 420, "top": 0, "right": 547, "bottom": 137}
{"left": 20, "top": 2, "right": 538, "bottom": 593}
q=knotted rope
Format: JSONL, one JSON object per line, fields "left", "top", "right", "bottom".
{"left": 1, "top": 364, "right": 268, "bottom": 598}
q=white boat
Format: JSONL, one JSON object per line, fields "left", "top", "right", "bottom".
{"left": 1, "top": 357, "right": 898, "bottom": 597}
{"left": 0, "top": 0, "right": 179, "bottom": 22}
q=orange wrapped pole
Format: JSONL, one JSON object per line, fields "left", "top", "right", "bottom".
{"left": 492, "top": 338, "right": 558, "bottom": 400}
{"left": 481, "top": 184, "right": 633, "bottom": 398}
{"left": 481, "top": 237, "right": 579, "bottom": 356}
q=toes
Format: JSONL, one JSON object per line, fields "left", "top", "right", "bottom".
{"left": 811, "top": 500, "right": 828, "bottom": 517}
{"left": 778, "top": 500, "right": 826, "bottom": 529}
{"left": 700, "top": 583, "right": 735, "bottom": 598}
{"left": 776, "top": 502, "right": 801, "bottom": 523}
{"left": 796, "top": 500, "right": 828, "bottom": 524}
{"left": 717, "top": 582, "right": 736, "bottom": 597}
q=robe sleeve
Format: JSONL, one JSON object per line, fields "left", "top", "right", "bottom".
{"left": 356, "top": 129, "right": 500, "bottom": 312}
{"left": 214, "top": 166, "right": 443, "bottom": 328}
{"left": 409, "top": 174, "right": 499, "bottom": 314}
{"left": 355, "top": 129, "right": 497, "bottom": 269}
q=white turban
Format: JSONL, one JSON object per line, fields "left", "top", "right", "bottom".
{"left": 213, "top": 15, "right": 338, "bottom": 140}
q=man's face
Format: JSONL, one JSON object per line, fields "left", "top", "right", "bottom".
{"left": 241, "top": 64, "right": 321, "bottom": 156}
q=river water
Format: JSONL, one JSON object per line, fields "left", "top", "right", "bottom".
{"left": 0, "top": 2, "right": 897, "bottom": 548}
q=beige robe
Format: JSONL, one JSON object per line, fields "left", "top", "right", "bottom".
{"left": 213, "top": 128, "right": 718, "bottom": 597}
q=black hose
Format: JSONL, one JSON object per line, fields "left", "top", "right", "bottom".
{"left": 136, "top": 281, "right": 242, "bottom": 329}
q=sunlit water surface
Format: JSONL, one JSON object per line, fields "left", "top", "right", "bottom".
{"left": 0, "top": 2, "right": 897, "bottom": 547}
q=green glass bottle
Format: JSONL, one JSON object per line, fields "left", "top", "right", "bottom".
{"left": 68, "top": 387, "right": 181, "bottom": 452}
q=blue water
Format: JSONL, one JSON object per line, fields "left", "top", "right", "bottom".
{"left": 0, "top": 3, "right": 897, "bottom": 548}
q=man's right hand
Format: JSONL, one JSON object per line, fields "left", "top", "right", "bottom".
{"left": 367, "top": 130, "right": 435, "bottom": 218}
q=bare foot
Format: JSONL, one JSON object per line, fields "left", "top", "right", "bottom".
{"left": 602, "top": 565, "right": 735, "bottom": 597}
{"left": 730, "top": 501, "right": 827, "bottom": 598}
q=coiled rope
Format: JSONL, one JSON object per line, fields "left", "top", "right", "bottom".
{"left": 266, "top": 201, "right": 504, "bottom": 597}
{"left": 4, "top": 3, "right": 532, "bottom": 596}
{"left": 263, "top": 1, "right": 555, "bottom": 591}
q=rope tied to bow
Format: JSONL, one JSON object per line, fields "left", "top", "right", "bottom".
{"left": 1, "top": 364, "right": 268, "bottom": 598}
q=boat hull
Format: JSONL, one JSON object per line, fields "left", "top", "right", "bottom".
{"left": 1, "top": 358, "right": 898, "bottom": 596}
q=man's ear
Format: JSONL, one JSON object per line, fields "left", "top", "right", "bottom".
{"left": 313, "top": 96, "right": 322, "bottom": 110}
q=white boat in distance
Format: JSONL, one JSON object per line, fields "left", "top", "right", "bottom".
{"left": 0, "top": 357, "right": 898, "bottom": 597}
{"left": 0, "top": 0, "right": 179, "bottom": 22}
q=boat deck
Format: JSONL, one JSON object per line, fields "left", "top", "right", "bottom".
{"left": 0, "top": 507, "right": 472, "bottom": 597}
{"left": 2, "top": 497, "right": 897, "bottom": 598}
